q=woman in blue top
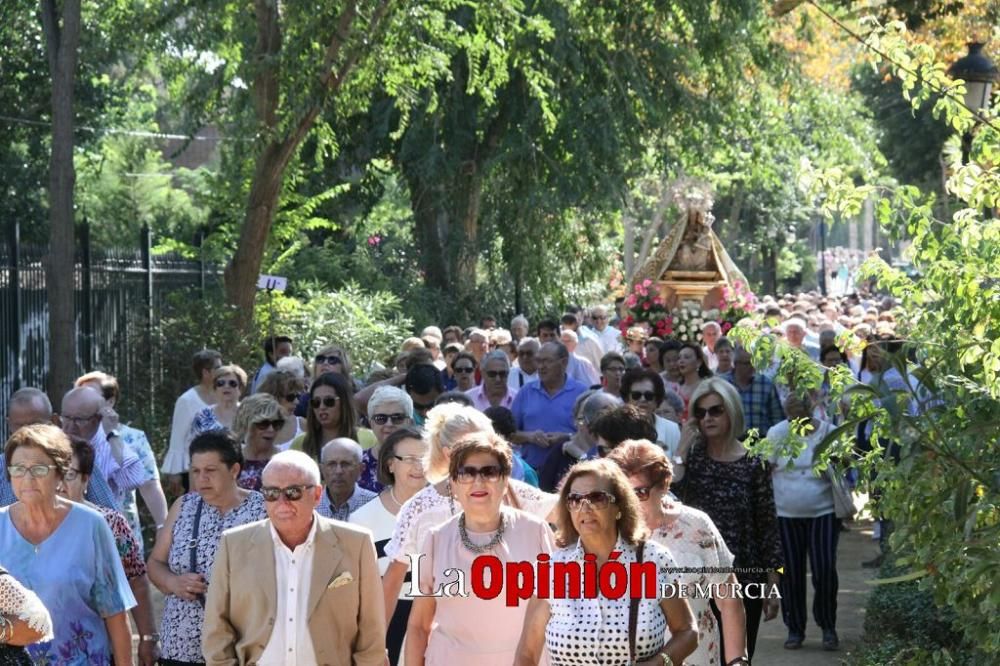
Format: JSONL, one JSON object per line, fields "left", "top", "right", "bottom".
{"left": 0, "top": 424, "right": 136, "bottom": 665}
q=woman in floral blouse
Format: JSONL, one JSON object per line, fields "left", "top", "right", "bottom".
{"left": 608, "top": 439, "right": 749, "bottom": 666}
{"left": 673, "top": 377, "right": 783, "bottom": 663}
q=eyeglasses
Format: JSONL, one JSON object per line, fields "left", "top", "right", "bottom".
{"left": 454, "top": 465, "right": 503, "bottom": 484}
{"left": 693, "top": 404, "right": 726, "bottom": 420}
{"left": 253, "top": 419, "right": 286, "bottom": 431}
{"left": 566, "top": 491, "right": 617, "bottom": 511}
{"left": 632, "top": 485, "right": 652, "bottom": 501}
{"left": 322, "top": 460, "right": 358, "bottom": 471}
{"left": 61, "top": 413, "right": 100, "bottom": 427}
{"left": 283, "top": 393, "right": 301, "bottom": 404}
{"left": 215, "top": 379, "right": 240, "bottom": 389}
{"left": 593, "top": 315, "right": 608, "bottom": 321}
{"left": 393, "top": 455, "right": 424, "bottom": 466}
{"left": 311, "top": 396, "right": 339, "bottom": 409}
{"left": 517, "top": 350, "right": 535, "bottom": 358}
{"left": 453, "top": 366, "right": 475, "bottom": 374}
{"left": 371, "top": 413, "right": 409, "bottom": 426}
{"left": 261, "top": 484, "right": 315, "bottom": 502}
{"left": 485, "top": 370, "right": 509, "bottom": 379}
{"left": 64, "top": 467, "right": 82, "bottom": 481}
{"left": 8, "top": 464, "right": 59, "bottom": 479}
{"left": 629, "top": 390, "right": 657, "bottom": 402}
{"left": 604, "top": 366, "right": 626, "bottom": 375}
{"left": 314, "top": 355, "right": 343, "bottom": 366}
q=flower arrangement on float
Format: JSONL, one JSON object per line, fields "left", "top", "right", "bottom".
{"left": 717, "top": 280, "right": 757, "bottom": 333}
{"left": 619, "top": 279, "right": 673, "bottom": 338}
{"left": 670, "top": 301, "right": 721, "bottom": 344}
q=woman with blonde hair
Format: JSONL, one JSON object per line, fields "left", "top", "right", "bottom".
{"left": 381, "top": 403, "right": 558, "bottom": 626}
{"left": 232, "top": 394, "right": 285, "bottom": 491}
{"left": 255, "top": 369, "right": 307, "bottom": 450}
{"left": 293, "top": 344, "right": 356, "bottom": 416}
{"left": 515, "top": 459, "right": 697, "bottom": 666}
{"left": 188, "top": 364, "right": 247, "bottom": 441}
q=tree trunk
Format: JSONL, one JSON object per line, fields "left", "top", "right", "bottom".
{"left": 40, "top": 0, "right": 82, "bottom": 405}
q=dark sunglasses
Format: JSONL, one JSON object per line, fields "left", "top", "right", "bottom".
{"left": 314, "top": 355, "right": 343, "bottom": 366}
{"left": 632, "top": 485, "right": 652, "bottom": 501}
{"left": 566, "top": 491, "right": 616, "bottom": 511}
{"left": 629, "top": 390, "right": 657, "bottom": 402}
{"left": 593, "top": 315, "right": 608, "bottom": 321}
{"left": 693, "top": 404, "right": 726, "bottom": 420}
{"left": 311, "top": 396, "right": 339, "bottom": 409}
{"left": 453, "top": 366, "right": 475, "bottom": 374}
{"left": 371, "top": 413, "right": 409, "bottom": 426}
{"left": 454, "top": 465, "right": 503, "bottom": 484}
{"left": 485, "top": 370, "right": 509, "bottom": 379}
{"left": 253, "top": 419, "right": 286, "bottom": 431}
{"left": 215, "top": 379, "right": 239, "bottom": 388}
{"left": 283, "top": 393, "right": 301, "bottom": 404}
{"left": 261, "top": 484, "right": 314, "bottom": 502}
{"left": 518, "top": 350, "right": 535, "bottom": 357}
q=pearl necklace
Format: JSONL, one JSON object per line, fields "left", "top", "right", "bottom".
{"left": 458, "top": 513, "right": 507, "bottom": 554}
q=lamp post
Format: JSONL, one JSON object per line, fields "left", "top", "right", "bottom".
{"left": 947, "top": 42, "right": 997, "bottom": 164}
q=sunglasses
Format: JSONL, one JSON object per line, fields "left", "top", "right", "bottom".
{"left": 314, "top": 355, "right": 343, "bottom": 366}
{"left": 454, "top": 465, "right": 503, "bottom": 484}
{"left": 632, "top": 485, "right": 652, "bottom": 501}
{"left": 311, "top": 396, "right": 339, "bottom": 409}
{"left": 593, "top": 315, "right": 608, "bottom": 321}
{"left": 629, "top": 390, "right": 657, "bottom": 402}
{"left": 371, "top": 413, "right": 409, "bottom": 426}
{"left": 8, "top": 464, "right": 59, "bottom": 479}
{"left": 253, "top": 419, "right": 286, "bottom": 431}
{"left": 283, "top": 393, "right": 301, "bottom": 404}
{"left": 518, "top": 350, "right": 535, "bottom": 357}
{"left": 453, "top": 366, "right": 475, "bottom": 374}
{"left": 215, "top": 379, "right": 240, "bottom": 389}
{"left": 693, "top": 404, "right": 726, "bottom": 420}
{"left": 485, "top": 370, "right": 509, "bottom": 379}
{"left": 261, "top": 484, "right": 315, "bottom": 502}
{"left": 566, "top": 491, "right": 617, "bottom": 511}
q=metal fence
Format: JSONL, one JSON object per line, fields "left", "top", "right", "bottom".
{"left": 0, "top": 221, "right": 220, "bottom": 440}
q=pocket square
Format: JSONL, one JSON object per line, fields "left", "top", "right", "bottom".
{"left": 329, "top": 572, "right": 354, "bottom": 589}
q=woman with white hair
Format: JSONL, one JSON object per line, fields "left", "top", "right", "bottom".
{"left": 359, "top": 386, "right": 415, "bottom": 493}
{"left": 380, "top": 403, "right": 558, "bottom": 627}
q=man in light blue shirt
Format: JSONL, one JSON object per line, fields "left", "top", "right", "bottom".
{"left": 510, "top": 342, "right": 589, "bottom": 470}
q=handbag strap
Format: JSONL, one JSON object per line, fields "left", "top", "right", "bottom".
{"left": 188, "top": 497, "right": 206, "bottom": 608}
{"left": 628, "top": 540, "right": 646, "bottom": 663}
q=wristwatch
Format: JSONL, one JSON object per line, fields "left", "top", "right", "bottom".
{"left": 140, "top": 633, "right": 159, "bottom": 643}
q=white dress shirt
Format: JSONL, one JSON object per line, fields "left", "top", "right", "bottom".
{"left": 259, "top": 518, "right": 319, "bottom": 666}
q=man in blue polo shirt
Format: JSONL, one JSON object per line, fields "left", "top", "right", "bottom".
{"left": 510, "top": 341, "right": 589, "bottom": 471}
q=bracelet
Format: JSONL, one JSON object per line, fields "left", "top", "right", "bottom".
{"left": 0, "top": 615, "right": 13, "bottom": 643}
{"left": 140, "top": 633, "right": 160, "bottom": 643}
{"left": 660, "top": 653, "right": 673, "bottom": 666}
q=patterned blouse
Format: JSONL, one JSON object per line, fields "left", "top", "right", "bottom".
{"left": 358, "top": 448, "right": 384, "bottom": 494}
{"left": 674, "top": 439, "right": 783, "bottom": 585}
{"left": 159, "top": 491, "right": 267, "bottom": 663}
{"left": 237, "top": 459, "right": 268, "bottom": 491}
{"left": 96, "top": 506, "right": 146, "bottom": 579}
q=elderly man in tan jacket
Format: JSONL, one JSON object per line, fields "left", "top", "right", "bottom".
{"left": 202, "top": 450, "right": 386, "bottom": 665}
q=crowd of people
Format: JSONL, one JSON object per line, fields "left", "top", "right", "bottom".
{"left": 0, "top": 286, "right": 914, "bottom": 665}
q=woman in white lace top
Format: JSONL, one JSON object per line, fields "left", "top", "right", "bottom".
{"left": 0, "top": 566, "right": 53, "bottom": 648}
{"left": 381, "top": 403, "right": 559, "bottom": 624}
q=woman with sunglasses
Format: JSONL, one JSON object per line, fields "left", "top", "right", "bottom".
{"left": 292, "top": 373, "right": 375, "bottom": 460}
{"left": 672, "top": 378, "right": 782, "bottom": 662}
{"left": 293, "top": 345, "right": 357, "bottom": 417}
{"left": 232, "top": 394, "right": 286, "bottom": 492}
{"left": 607, "top": 440, "right": 749, "bottom": 666}
{"left": 350, "top": 426, "right": 428, "bottom": 664}
{"left": 148, "top": 431, "right": 266, "bottom": 666}
{"left": 620, "top": 368, "right": 681, "bottom": 459}
{"left": 515, "top": 459, "right": 697, "bottom": 666}
{"left": 0, "top": 425, "right": 135, "bottom": 665}
{"left": 255, "top": 370, "right": 306, "bottom": 450}
{"left": 381, "top": 404, "right": 558, "bottom": 631}
{"left": 450, "top": 351, "right": 479, "bottom": 392}
{"left": 188, "top": 365, "right": 247, "bottom": 443}
{"left": 359, "top": 387, "right": 415, "bottom": 492}
{"left": 406, "top": 432, "right": 554, "bottom": 665}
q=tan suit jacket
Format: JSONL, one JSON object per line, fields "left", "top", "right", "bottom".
{"left": 202, "top": 515, "right": 386, "bottom": 666}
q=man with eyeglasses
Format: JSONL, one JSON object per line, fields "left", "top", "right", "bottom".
{"left": 508, "top": 337, "right": 540, "bottom": 390}
{"left": 317, "top": 438, "right": 377, "bottom": 521}
{"left": 726, "top": 347, "right": 786, "bottom": 438}
{"left": 1, "top": 387, "right": 118, "bottom": 509}
{"left": 466, "top": 350, "right": 518, "bottom": 411}
{"left": 203, "top": 450, "right": 386, "bottom": 665}
{"left": 60, "top": 386, "right": 145, "bottom": 505}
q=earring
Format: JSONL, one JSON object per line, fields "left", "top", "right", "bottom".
{"left": 616, "top": 512, "right": 622, "bottom": 520}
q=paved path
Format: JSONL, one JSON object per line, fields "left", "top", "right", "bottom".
{"left": 753, "top": 518, "right": 879, "bottom": 664}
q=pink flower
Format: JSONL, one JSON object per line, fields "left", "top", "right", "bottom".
{"left": 652, "top": 297, "right": 663, "bottom": 306}
{"left": 638, "top": 287, "right": 648, "bottom": 297}
{"left": 642, "top": 278, "right": 653, "bottom": 287}
{"left": 643, "top": 301, "right": 651, "bottom": 311}
{"left": 634, "top": 284, "right": 643, "bottom": 293}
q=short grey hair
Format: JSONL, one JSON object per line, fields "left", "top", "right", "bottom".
{"left": 511, "top": 315, "right": 529, "bottom": 330}
{"left": 517, "top": 337, "right": 540, "bottom": 352}
{"left": 702, "top": 321, "right": 722, "bottom": 333}
{"left": 320, "top": 437, "right": 363, "bottom": 464}
{"left": 560, "top": 330, "right": 579, "bottom": 343}
{"left": 661, "top": 388, "right": 685, "bottom": 415}
{"left": 481, "top": 350, "right": 511, "bottom": 370}
{"left": 580, "top": 392, "right": 622, "bottom": 425}
{"left": 368, "top": 386, "right": 414, "bottom": 420}
{"left": 689, "top": 377, "right": 745, "bottom": 442}
{"left": 263, "top": 450, "right": 321, "bottom": 485}
{"left": 543, "top": 341, "right": 569, "bottom": 360}
{"left": 10, "top": 388, "right": 53, "bottom": 417}
{"left": 276, "top": 356, "right": 307, "bottom": 379}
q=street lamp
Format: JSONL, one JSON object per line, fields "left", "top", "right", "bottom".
{"left": 947, "top": 42, "right": 997, "bottom": 164}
